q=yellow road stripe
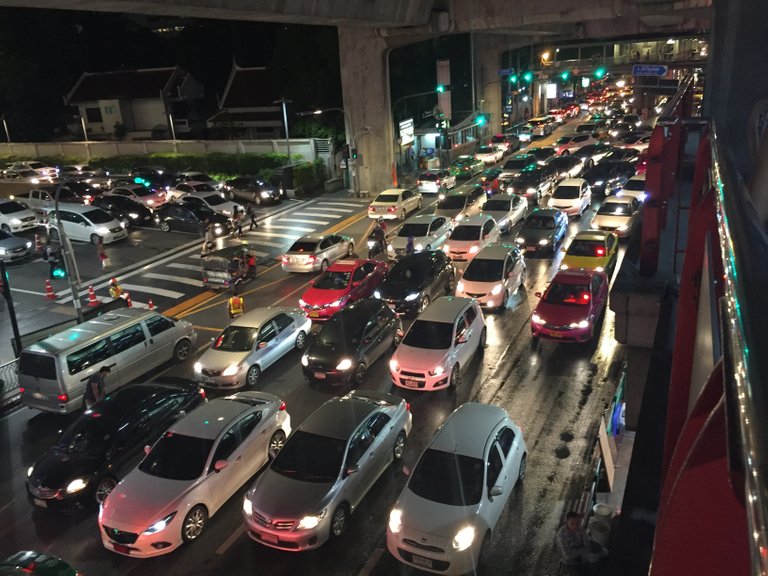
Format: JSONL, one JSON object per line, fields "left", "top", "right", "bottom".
{"left": 192, "top": 325, "right": 225, "bottom": 333}
{"left": 164, "top": 290, "right": 217, "bottom": 318}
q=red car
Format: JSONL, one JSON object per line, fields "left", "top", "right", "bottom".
{"left": 530, "top": 269, "right": 609, "bottom": 343}
{"left": 635, "top": 152, "right": 648, "bottom": 175}
{"left": 549, "top": 108, "right": 566, "bottom": 123}
{"left": 298, "top": 258, "right": 388, "bottom": 321}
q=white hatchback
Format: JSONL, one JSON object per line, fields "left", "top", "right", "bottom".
{"left": 388, "top": 214, "right": 452, "bottom": 258}
{"left": 480, "top": 195, "right": 527, "bottom": 234}
{"left": 455, "top": 244, "right": 526, "bottom": 311}
{"left": 387, "top": 403, "right": 526, "bottom": 575}
{"left": 548, "top": 178, "right": 592, "bottom": 217}
{"left": 368, "top": 188, "right": 422, "bottom": 221}
{"left": 0, "top": 199, "right": 39, "bottom": 233}
{"left": 442, "top": 215, "right": 500, "bottom": 265}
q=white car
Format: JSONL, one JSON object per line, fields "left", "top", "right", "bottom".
{"left": 368, "top": 188, "right": 422, "bottom": 221}
{"left": 2, "top": 169, "right": 51, "bottom": 184}
{"left": 99, "top": 391, "right": 291, "bottom": 558}
{"left": 443, "top": 215, "right": 500, "bottom": 265}
{"left": 455, "top": 244, "right": 526, "bottom": 310}
{"left": 553, "top": 133, "right": 597, "bottom": 156}
{"left": 390, "top": 296, "right": 486, "bottom": 391}
{"left": 417, "top": 170, "right": 456, "bottom": 194}
{"left": 167, "top": 181, "right": 220, "bottom": 203}
{"left": 5, "top": 161, "right": 57, "bottom": 178}
{"left": 548, "top": 178, "right": 592, "bottom": 217}
{"left": 178, "top": 191, "right": 244, "bottom": 217}
{"left": 618, "top": 134, "right": 651, "bottom": 152}
{"left": 388, "top": 214, "right": 452, "bottom": 258}
{"left": 45, "top": 204, "right": 127, "bottom": 245}
{"left": 480, "top": 195, "right": 527, "bottom": 234}
{"left": 104, "top": 184, "right": 168, "bottom": 210}
{"left": 434, "top": 186, "right": 486, "bottom": 224}
{"left": 175, "top": 171, "right": 222, "bottom": 189}
{"left": 616, "top": 174, "right": 647, "bottom": 202}
{"left": 387, "top": 403, "right": 526, "bottom": 575}
{"left": 591, "top": 196, "right": 642, "bottom": 238}
{"left": 194, "top": 307, "right": 311, "bottom": 389}
{"left": 0, "top": 199, "right": 39, "bottom": 233}
{"left": 475, "top": 146, "right": 504, "bottom": 165}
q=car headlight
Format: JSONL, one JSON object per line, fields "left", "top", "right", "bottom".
{"left": 373, "top": 290, "right": 381, "bottom": 299}
{"left": 260, "top": 191, "right": 270, "bottom": 198}
{"left": 404, "top": 293, "right": 419, "bottom": 301}
{"left": 387, "top": 244, "right": 394, "bottom": 252}
{"left": 414, "top": 243, "right": 423, "bottom": 251}
{"left": 27, "top": 466, "right": 33, "bottom": 478}
{"left": 491, "top": 284, "right": 503, "bottom": 296}
{"left": 299, "top": 299, "right": 308, "bottom": 308}
{"left": 438, "top": 193, "right": 446, "bottom": 200}
{"left": 456, "top": 280, "right": 464, "bottom": 292}
{"left": 30, "top": 178, "right": 39, "bottom": 184}
{"left": 222, "top": 209, "right": 232, "bottom": 216}
{"left": 0, "top": 248, "right": 6, "bottom": 255}
{"left": 297, "top": 512, "right": 325, "bottom": 530}
{"left": 194, "top": 362, "right": 202, "bottom": 374}
{"left": 428, "top": 365, "right": 445, "bottom": 376}
{"left": 329, "top": 298, "right": 345, "bottom": 308}
{"left": 96, "top": 227, "right": 110, "bottom": 235}
{"left": 560, "top": 263, "right": 569, "bottom": 270}
{"left": 452, "top": 526, "right": 475, "bottom": 552}
{"left": 455, "top": 214, "right": 464, "bottom": 222}
{"left": 594, "top": 180, "right": 604, "bottom": 186}
{"left": 243, "top": 498, "right": 252, "bottom": 516}
{"left": 532, "top": 313, "right": 545, "bottom": 325}
{"left": 569, "top": 320, "right": 590, "bottom": 329}
{"left": 10, "top": 218, "right": 21, "bottom": 225}
{"left": 214, "top": 226, "right": 223, "bottom": 235}
{"left": 66, "top": 478, "right": 88, "bottom": 494}
{"left": 389, "top": 509, "right": 403, "bottom": 534}
{"left": 526, "top": 188, "right": 537, "bottom": 195}
{"left": 443, "top": 245, "right": 451, "bottom": 253}
{"left": 301, "top": 354, "right": 309, "bottom": 367}
{"left": 336, "top": 358, "right": 353, "bottom": 371}
{"left": 469, "top": 246, "right": 479, "bottom": 254}
{"left": 147, "top": 199, "right": 154, "bottom": 206}
{"left": 128, "top": 212, "right": 139, "bottom": 219}
{"left": 515, "top": 237, "right": 525, "bottom": 245}
{"left": 222, "top": 363, "right": 240, "bottom": 377}
{"left": 367, "top": 240, "right": 376, "bottom": 249}
{"left": 538, "top": 238, "right": 549, "bottom": 246}
{"left": 389, "top": 358, "right": 399, "bottom": 372}
{"left": 143, "top": 512, "right": 177, "bottom": 535}
{"left": 120, "top": 221, "right": 127, "bottom": 229}
{"left": 25, "top": 241, "right": 32, "bottom": 249}
{"left": 595, "top": 266, "right": 604, "bottom": 272}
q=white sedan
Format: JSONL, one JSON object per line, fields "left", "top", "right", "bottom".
{"left": 475, "top": 146, "right": 504, "bottom": 166}
{"left": 368, "top": 188, "right": 422, "bottom": 221}
{"left": 99, "top": 392, "right": 291, "bottom": 558}
{"left": 480, "top": 195, "right": 527, "bottom": 234}
{"left": 387, "top": 403, "right": 526, "bottom": 575}
{"left": 167, "top": 181, "right": 220, "bottom": 203}
{"left": 178, "top": 191, "right": 244, "bottom": 217}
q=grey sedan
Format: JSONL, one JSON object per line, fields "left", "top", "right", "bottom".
{"left": 282, "top": 234, "right": 355, "bottom": 273}
{"left": 0, "top": 230, "right": 33, "bottom": 261}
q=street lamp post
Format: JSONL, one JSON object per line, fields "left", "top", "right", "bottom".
{"left": 1, "top": 115, "right": 10, "bottom": 144}
{"left": 274, "top": 97, "right": 293, "bottom": 164}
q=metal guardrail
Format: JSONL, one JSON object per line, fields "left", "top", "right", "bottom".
{"left": 0, "top": 359, "right": 19, "bottom": 400}
{"left": 711, "top": 124, "right": 768, "bottom": 576}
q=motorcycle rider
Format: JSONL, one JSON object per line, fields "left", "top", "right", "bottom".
{"left": 372, "top": 217, "right": 387, "bottom": 255}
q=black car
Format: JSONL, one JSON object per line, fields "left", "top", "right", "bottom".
{"left": 154, "top": 203, "right": 232, "bottom": 236}
{"left": 572, "top": 142, "right": 615, "bottom": 168}
{"left": 599, "top": 148, "right": 640, "bottom": 165}
{"left": 548, "top": 156, "right": 584, "bottom": 180}
{"left": 514, "top": 208, "right": 569, "bottom": 255}
{"left": 302, "top": 299, "right": 402, "bottom": 385}
{"left": 131, "top": 170, "right": 175, "bottom": 192}
{"left": 375, "top": 251, "right": 454, "bottom": 316}
{"left": 608, "top": 122, "right": 633, "bottom": 140}
{"left": 583, "top": 161, "right": 636, "bottom": 196}
{"left": 223, "top": 177, "right": 283, "bottom": 205}
{"left": 92, "top": 195, "right": 153, "bottom": 228}
{"left": 26, "top": 381, "right": 206, "bottom": 509}
{"left": 58, "top": 180, "right": 101, "bottom": 204}
{"left": 526, "top": 146, "right": 557, "bottom": 165}
{"left": 507, "top": 164, "right": 558, "bottom": 203}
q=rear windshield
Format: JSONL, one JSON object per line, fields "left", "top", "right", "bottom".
{"left": 577, "top": 124, "right": 596, "bottom": 133}
{"left": 212, "top": 326, "right": 258, "bottom": 352}
{"left": 204, "top": 194, "right": 226, "bottom": 206}
{"left": 567, "top": 240, "right": 605, "bottom": 257}
{"left": 0, "top": 201, "right": 26, "bottom": 214}
{"left": 623, "top": 179, "right": 645, "bottom": 191}
{"left": 398, "top": 223, "right": 429, "bottom": 237}
{"left": 598, "top": 202, "right": 632, "bottom": 216}
{"left": 528, "top": 119, "right": 547, "bottom": 126}
{"left": 288, "top": 241, "right": 319, "bottom": 253}
{"left": 132, "top": 187, "right": 154, "bottom": 197}
{"left": 403, "top": 320, "right": 453, "bottom": 350}
{"left": 483, "top": 198, "right": 511, "bottom": 211}
{"left": 544, "top": 282, "right": 591, "bottom": 306}
{"left": 503, "top": 158, "right": 533, "bottom": 170}
{"left": 463, "top": 258, "right": 504, "bottom": 282}
{"left": 83, "top": 209, "right": 113, "bottom": 224}
{"left": 409, "top": 449, "right": 484, "bottom": 506}
{"left": 450, "top": 225, "right": 481, "bottom": 241}
{"left": 553, "top": 185, "right": 581, "bottom": 199}
{"left": 375, "top": 194, "right": 400, "bottom": 204}
{"left": 477, "top": 146, "right": 495, "bottom": 154}
{"left": 140, "top": 432, "right": 214, "bottom": 481}
{"left": 419, "top": 173, "right": 440, "bottom": 182}
{"left": 18, "top": 352, "right": 57, "bottom": 379}
{"left": 192, "top": 183, "right": 217, "bottom": 192}
{"left": 437, "top": 196, "right": 467, "bottom": 210}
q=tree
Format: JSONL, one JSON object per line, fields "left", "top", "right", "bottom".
{"left": 113, "top": 122, "right": 127, "bottom": 140}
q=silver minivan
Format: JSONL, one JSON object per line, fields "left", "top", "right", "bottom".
{"left": 18, "top": 309, "right": 197, "bottom": 414}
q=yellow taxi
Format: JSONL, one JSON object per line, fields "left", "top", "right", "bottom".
{"left": 560, "top": 230, "right": 619, "bottom": 275}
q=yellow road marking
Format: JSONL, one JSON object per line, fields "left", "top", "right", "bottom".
{"left": 192, "top": 325, "right": 225, "bottom": 333}
{"left": 164, "top": 290, "right": 216, "bottom": 318}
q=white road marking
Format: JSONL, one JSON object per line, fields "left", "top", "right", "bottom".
{"left": 358, "top": 547, "right": 385, "bottom": 576}
{"left": 262, "top": 224, "right": 315, "bottom": 233}
{"left": 143, "top": 272, "right": 203, "bottom": 287}
{"left": 322, "top": 201, "right": 369, "bottom": 208}
{"left": 167, "top": 263, "right": 202, "bottom": 272}
{"left": 300, "top": 206, "right": 354, "bottom": 213}
{"left": 277, "top": 218, "right": 330, "bottom": 225}
{"left": 9, "top": 287, "right": 46, "bottom": 296}
{"left": 216, "top": 525, "right": 245, "bottom": 556}
{"left": 120, "top": 283, "right": 185, "bottom": 299}
{"left": 245, "top": 238, "right": 287, "bottom": 248}
{"left": 246, "top": 231, "right": 300, "bottom": 239}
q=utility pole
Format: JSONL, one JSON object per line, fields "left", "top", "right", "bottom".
{"left": 54, "top": 183, "right": 84, "bottom": 323}
{"left": 1, "top": 115, "right": 10, "bottom": 144}
{"left": 274, "top": 97, "right": 293, "bottom": 164}
{"left": 0, "top": 260, "right": 22, "bottom": 357}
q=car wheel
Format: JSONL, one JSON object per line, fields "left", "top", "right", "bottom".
{"left": 0, "top": 224, "right": 9, "bottom": 233}
{"left": 295, "top": 330, "right": 307, "bottom": 351}
{"left": 181, "top": 505, "right": 208, "bottom": 543}
{"left": 449, "top": 363, "right": 460, "bottom": 388}
{"left": 353, "top": 363, "right": 366, "bottom": 385}
{"left": 173, "top": 339, "right": 192, "bottom": 362}
{"left": 246, "top": 365, "right": 261, "bottom": 387}
{"left": 268, "top": 430, "right": 287, "bottom": 460}
{"left": 94, "top": 476, "right": 117, "bottom": 505}
{"left": 479, "top": 327, "right": 487, "bottom": 350}
{"left": 330, "top": 504, "right": 349, "bottom": 538}
{"left": 90, "top": 234, "right": 101, "bottom": 245}
{"left": 418, "top": 295, "right": 430, "bottom": 314}
{"left": 392, "top": 431, "right": 406, "bottom": 461}
{"left": 346, "top": 243, "right": 354, "bottom": 257}
{"left": 516, "top": 454, "right": 527, "bottom": 487}
{"left": 425, "top": 244, "right": 432, "bottom": 251}
{"left": 320, "top": 259, "right": 329, "bottom": 272}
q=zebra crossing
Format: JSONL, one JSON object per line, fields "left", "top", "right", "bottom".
{"left": 62, "top": 196, "right": 369, "bottom": 311}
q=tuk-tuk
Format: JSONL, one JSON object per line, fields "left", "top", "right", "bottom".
{"left": 201, "top": 244, "right": 258, "bottom": 290}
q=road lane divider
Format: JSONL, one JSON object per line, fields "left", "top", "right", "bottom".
{"left": 163, "top": 290, "right": 217, "bottom": 318}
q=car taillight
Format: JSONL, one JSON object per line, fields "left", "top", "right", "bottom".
{"left": 281, "top": 256, "right": 288, "bottom": 263}
{"left": 387, "top": 206, "right": 396, "bottom": 212}
{"left": 435, "top": 179, "right": 441, "bottom": 185}
{"left": 307, "top": 255, "right": 316, "bottom": 262}
{"left": 581, "top": 293, "right": 591, "bottom": 302}
{"left": 596, "top": 247, "right": 605, "bottom": 256}
{"left": 198, "top": 388, "right": 206, "bottom": 399}
{"left": 57, "top": 393, "right": 68, "bottom": 403}
{"left": 405, "top": 402, "right": 411, "bottom": 412}
{"left": 368, "top": 206, "right": 375, "bottom": 211}
{"left": 279, "top": 401, "right": 286, "bottom": 411}
{"left": 18, "top": 387, "right": 24, "bottom": 394}
{"left": 416, "top": 180, "right": 421, "bottom": 185}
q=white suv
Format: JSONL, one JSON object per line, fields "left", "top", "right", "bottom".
{"left": 443, "top": 215, "right": 500, "bottom": 265}
{"left": 390, "top": 296, "right": 486, "bottom": 391}
{"left": 548, "top": 178, "right": 592, "bottom": 217}
{"left": 368, "top": 188, "right": 422, "bottom": 221}
{"left": 387, "top": 403, "right": 526, "bottom": 575}
{"left": 456, "top": 244, "right": 526, "bottom": 311}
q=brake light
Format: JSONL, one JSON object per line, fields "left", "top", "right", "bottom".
{"left": 435, "top": 179, "right": 441, "bottom": 185}
{"left": 198, "top": 388, "right": 206, "bottom": 399}
{"left": 279, "top": 401, "right": 286, "bottom": 411}
{"left": 307, "top": 255, "right": 316, "bottom": 262}
{"left": 281, "top": 256, "right": 288, "bottom": 263}
{"left": 368, "top": 206, "right": 375, "bottom": 212}
{"left": 18, "top": 387, "right": 24, "bottom": 394}
{"left": 57, "top": 393, "right": 68, "bottom": 403}
{"left": 405, "top": 402, "right": 411, "bottom": 412}
{"left": 416, "top": 180, "right": 421, "bottom": 185}
{"left": 596, "top": 247, "right": 605, "bottom": 256}
{"left": 387, "top": 206, "right": 396, "bottom": 212}
{"left": 581, "top": 293, "right": 591, "bottom": 302}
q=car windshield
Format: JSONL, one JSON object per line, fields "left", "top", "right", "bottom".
{"left": 544, "top": 282, "right": 591, "bottom": 306}
{"left": 132, "top": 187, "right": 155, "bottom": 197}
{"left": 531, "top": 149, "right": 554, "bottom": 160}
{"left": 0, "top": 201, "right": 26, "bottom": 214}
{"left": 623, "top": 179, "right": 645, "bottom": 191}
{"left": 271, "top": 431, "right": 345, "bottom": 483}
{"left": 212, "top": 326, "right": 258, "bottom": 352}
{"left": 450, "top": 225, "right": 481, "bottom": 241}
{"left": 317, "top": 314, "right": 366, "bottom": 346}
{"left": 398, "top": 223, "right": 429, "bottom": 237}
{"left": 503, "top": 158, "right": 532, "bottom": 170}
{"left": 525, "top": 216, "right": 556, "bottom": 230}
{"left": 403, "top": 320, "right": 453, "bottom": 349}
{"left": 28, "top": 162, "right": 45, "bottom": 169}
{"left": 18, "top": 170, "right": 37, "bottom": 177}
{"left": 56, "top": 414, "right": 111, "bottom": 457}
{"left": 139, "top": 432, "right": 214, "bottom": 481}
{"left": 477, "top": 146, "right": 494, "bottom": 154}
{"left": 408, "top": 449, "right": 484, "bottom": 506}
{"left": 313, "top": 271, "right": 351, "bottom": 290}
{"left": 375, "top": 194, "right": 400, "bottom": 204}
{"left": 419, "top": 173, "right": 440, "bottom": 182}
{"left": 388, "top": 261, "right": 424, "bottom": 282}
{"left": 193, "top": 183, "right": 217, "bottom": 192}
{"left": 567, "top": 240, "right": 605, "bottom": 257}
{"left": 528, "top": 119, "right": 547, "bottom": 126}
{"left": 454, "top": 156, "right": 474, "bottom": 164}
{"left": 83, "top": 209, "right": 113, "bottom": 224}
{"left": 598, "top": 202, "right": 632, "bottom": 216}
{"left": 192, "top": 174, "right": 213, "bottom": 181}
{"left": 577, "top": 124, "right": 596, "bottom": 133}
{"left": 513, "top": 172, "right": 539, "bottom": 186}
{"left": 288, "top": 241, "right": 318, "bottom": 253}
{"left": 483, "top": 199, "right": 510, "bottom": 211}
{"left": 204, "top": 194, "right": 226, "bottom": 206}
{"left": 437, "top": 196, "right": 467, "bottom": 210}
{"left": 463, "top": 258, "right": 504, "bottom": 282}
{"left": 553, "top": 185, "right": 581, "bottom": 200}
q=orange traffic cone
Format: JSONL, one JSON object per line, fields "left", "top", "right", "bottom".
{"left": 34, "top": 233, "right": 42, "bottom": 253}
{"left": 44, "top": 279, "right": 56, "bottom": 301}
{"left": 124, "top": 292, "right": 132, "bottom": 308}
{"left": 86, "top": 285, "right": 100, "bottom": 307}
{"left": 147, "top": 298, "right": 155, "bottom": 310}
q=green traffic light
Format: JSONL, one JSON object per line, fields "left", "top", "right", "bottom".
{"left": 523, "top": 71, "right": 533, "bottom": 83}
{"left": 52, "top": 267, "right": 66, "bottom": 278}
{"left": 509, "top": 74, "right": 518, "bottom": 83}
{"left": 476, "top": 115, "right": 487, "bottom": 127}
{"left": 436, "top": 85, "right": 445, "bottom": 93}
{"left": 595, "top": 67, "right": 606, "bottom": 79}
{"left": 560, "top": 71, "right": 570, "bottom": 81}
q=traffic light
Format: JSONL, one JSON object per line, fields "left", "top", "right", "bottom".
{"left": 436, "top": 84, "right": 445, "bottom": 93}
{"left": 351, "top": 148, "right": 358, "bottom": 160}
{"left": 595, "top": 67, "right": 606, "bottom": 79}
{"left": 560, "top": 70, "right": 570, "bottom": 81}
{"left": 522, "top": 71, "right": 534, "bottom": 83}
{"left": 342, "top": 145, "right": 350, "bottom": 160}
{"left": 476, "top": 114, "right": 489, "bottom": 127}
{"left": 509, "top": 74, "right": 518, "bottom": 83}
{"left": 51, "top": 259, "right": 67, "bottom": 279}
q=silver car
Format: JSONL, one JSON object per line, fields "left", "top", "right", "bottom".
{"left": 243, "top": 390, "right": 413, "bottom": 551}
{"left": 194, "top": 307, "right": 311, "bottom": 389}
{"left": 388, "top": 214, "right": 452, "bottom": 258}
{"left": 282, "top": 234, "right": 355, "bottom": 273}
{"left": 0, "top": 230, "right": 33, "bottom": 262}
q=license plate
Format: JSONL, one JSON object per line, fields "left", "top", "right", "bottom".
{"left": 549, "top": 332, "right": 564, "bottom": 338}
{"left": 32, "top": 392, "right": 44, "bottom": 400}
{"left": 113, "top": 544, "right": 131, "bottom": 554}
{"left": 526, "top": 246, "right": 536, "bottom": 252}
{"left": 314, "top": 372, "right": 326, "bottom": 380}
{"left": 260, "top": 532, "right": 278, "bottom": 544}
{"left": 205, "top": 380, "right": 216, "bottom": 386}
{"left": 33, "top": 498, "right": 47, "bottom": 508}
{"left": 404, "top": 379, "right": 420, "bottom": 388}
{"left": 309, "top": 312, "right": 319, "bottom": 318}
{"left": 411, "top": 555, "right": 433, "bottom": 569}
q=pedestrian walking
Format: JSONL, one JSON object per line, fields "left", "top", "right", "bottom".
{"left": 247, "top": 204, "right": 258, "bottom": 230}
{"left": 227, "top": 285, "right": 245, "bottom": 319}
{"left": 236, "top": 208, "right": 246, "bottom": 237}
{"left": 405, "top": 235, "right": 415, "bottom": 255}
{"left": 201, "top": 220, "right": 214, "bottom": 256}
{"left": 96, "top": 237, "right": 109, "bottom": 269}
{"left": 83, "top": 366, "right": 111, "bottom": 410}
{"left": 556, "top": 512, "right": 608, "bottom": 575}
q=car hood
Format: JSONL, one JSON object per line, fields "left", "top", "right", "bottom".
{"left": 394, "top": 344, "right": 448, "bottom": 369}
{"left": 30, "top": 448, "right": 99, "bottom": 490}
{"left": 197, "top": 348, "right": 250, "bottom": 371}
{"left": 247, "top": 467, "right": 335, "bottom": 519}
{"left": 549, "top": 198, "right": 580, "bottom": 209}
{"left": 535, "top": 301, "right": 592, "bottom": 325}
{"left": 101, "top": 469, "right": 194, "bottom": 530}
{"left": 391, "top": 235, "right": 430, "bottom": 250}
{"left": 460, "top": 278, "right": 499, "bottom": 293}
{"left": 592, "top": 213, "right": 630, "bottom": 228}
{"left": 302, "top": 286, "right": 349, "bottom": 306}
{"left": 379, "top": 280, "right": 425, "bottom": 301}
{"left": 0, "top": 236, "right": 29, "bottom": 251}
{"left": 396, "top": 487, "right": 477, "bottom": 539}
{"left": 445, "top": 239, "right": 479, "bottom": 251}
{"left": 306, "top": 340, "right": 354, "bottom": 365}
{"left": 481, "top": 209, "right": 510, "bottom": 221}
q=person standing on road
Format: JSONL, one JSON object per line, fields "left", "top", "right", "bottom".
{"left": 201, "top": 220, "right": 214, "bottom": 256}
{"left": 227, "top": 284, "right": 245, "bottom": 319}
{"left": 556, "top": 512, "right": 607, "bottom": 575}
{"left": 96, "top": 237, "right": 109, "bottom": 269}
{"left": 84, "top": 366, "right": 110, "bottom": 409}
{"left": 405, "top": 236, "right": 415, "bottom": 255}
{"left": 247, "top": 204, "right": 258, "bottom": 230}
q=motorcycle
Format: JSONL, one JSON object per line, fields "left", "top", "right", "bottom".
{"left": 367, "top": 233, "right": 387, "bottom": 260}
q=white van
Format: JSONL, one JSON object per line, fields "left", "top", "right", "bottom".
{"left": 18, "top": 309, "right": 197, "bottom": 414}
{"left": 44, "top": 204, "right": 127, "bottom": 245}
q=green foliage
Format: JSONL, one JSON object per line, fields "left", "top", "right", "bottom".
{"left": 293, "top": 159, "right": 326, "bottom": 196}
{"left": 113, "top": 122, "right": 127, "bottom": 140}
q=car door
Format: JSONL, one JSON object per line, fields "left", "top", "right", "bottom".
{"left": 271, "top": 312, "right": 297, "bottom": 359}
{"left": 326, "top": 236, "right": 345, "bottom": 261}
{"left": 254, "top": 320, "right": 280, "bottom": 369}
{"left": 362, "top": 310, "right": 388, "bottom": 365}
{"left": 342, "top": 425, "right": 376, "bottom": 509}
{"left": 144, "top": 314, "right": 178, "bottom": 361}
{"left": 108, "top": 322, "right": 148, "bottom": 383}
{"left": 365, "top": 411, "right": 395, "bottom": 473}
{"left": 453, "top": 308, "right": 474, "bottom": 367}
{"left": 482, "top": 219, "right": 499, "bottom": 247}
{"left": 59, "top": 211, "right": 87, "bottom": 241}
{"left": 232, "top": 411, "right": 268, "bottom": 481}
{"left": 350, "top": 262, "right": 376, "bottom": 299}
{"left": 316, "top": 236, "right": 334, "bottom": 263}
{"left": 482, "top": 441, "right": 511, "bottom": 530}
{"left": 204, "top": 421, "right": 249, "bottom": 513}
{"left": 590, "top": 274, "right": 607, "bottom": 323}
{"left": 580, "top": 182, "right": 591, "bottom": 212}
{"left": 400, "top": 190, "right": 412, "bottom": 213}
{"left": 510, "top": 195, "right": 526, "bottom": 225}
{"left": 429, "top": 217, "right": 450, "bottom": 248}
{"left": 606, "top": 234, "right": 619, "bottom": 269}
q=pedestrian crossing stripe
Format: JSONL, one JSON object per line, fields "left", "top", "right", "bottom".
{"left": 143, "top": 272, "right": 203, "bottom": 287}
{"left": 321, "top": 201, "right": 368, "bottom": 208}
{"left": 168, "top": 263, "right": 203, "bottom": 272}
{"left": 246, "top": 231, "right": 299, "bottom": 239}
{"left": 120, "top": 283, "right": 185, "bottom": 299}
{"left": 261, "top": 224, "right": 315, "bottom": 233}
{"left": 278, "top": 218, "right": 331, "bottom": 225}
{"left": 299, "top": 207, "right": 354, "bottom": 213}
{"left": 244, "top": 238, "right": 287, "bottom": 248}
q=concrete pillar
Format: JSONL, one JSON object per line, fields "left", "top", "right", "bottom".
{"left": 337, "top": 26, "right": 395, "bottom": 195}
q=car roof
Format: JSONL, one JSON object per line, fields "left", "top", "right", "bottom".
{"left": 329, "top": 298, "right": 385, "bottom": 325}
{"left": 169, "top": 397, "right": 253, "bottom": 439}
{"left": 552, "top": 268, "right": 601, "bottom": 284}
{"left": 377, "top": 188, "right": 407, "bottom": 196}
{"left": 571, "top": 230, "right": 614, "bottom": 242}
{"left": 290, "top": 234, "right": 325, "bottom": 243}
{"left": 230, "top": 306, "right": 296, "bottom": 329}
{"left": 508, "top": 153, "right": 535, "bottom": 160}
{"left": 299, "top": 394, "right": 379, "bottom": 440}
{"left": 454, "top": 214, "right": 493, "bottom": 226}
{"left": 51, "top": 203, "right": 109, "bottom": 215}
{"left": 430, "top": 403, "right": 508, "bottom": 457}
{"left": 473, "top": 243, "right": 518, "bottom": 260}
{"left": 558, "top": 178, "right": 587, "bottom": 186}
{"left": 419, "top": 296, "right": 474, "bottom": 322}
{"left": 327, "top": 258, "right": 366, "bottom": 272}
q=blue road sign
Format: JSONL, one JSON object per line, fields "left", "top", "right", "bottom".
{"left": 632, "top": 64, "right": 669, "bottom": 77}
{"left": 497, "top": 67, "right": 515, "bottom": 76}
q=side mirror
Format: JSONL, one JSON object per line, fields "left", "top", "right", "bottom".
{"left": 258, "top": 341, "right": 268, "bottom": 349}
{"left": 534, "top": 291, "right": 543, "bottom": 298}
{"left": 214, "top": 459, "right": 229, "bottom": 473}
{"left": 352, "top": 281, "right": 361, "bottom": 287}
{"left": 345, "top": 464, "right": 359, "bottom": 477}
{"left": 489, "top": 485, "right": 503, "bottom": 498}
{"left": 144, "top": 445, "right": 151, "bottom": 455}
